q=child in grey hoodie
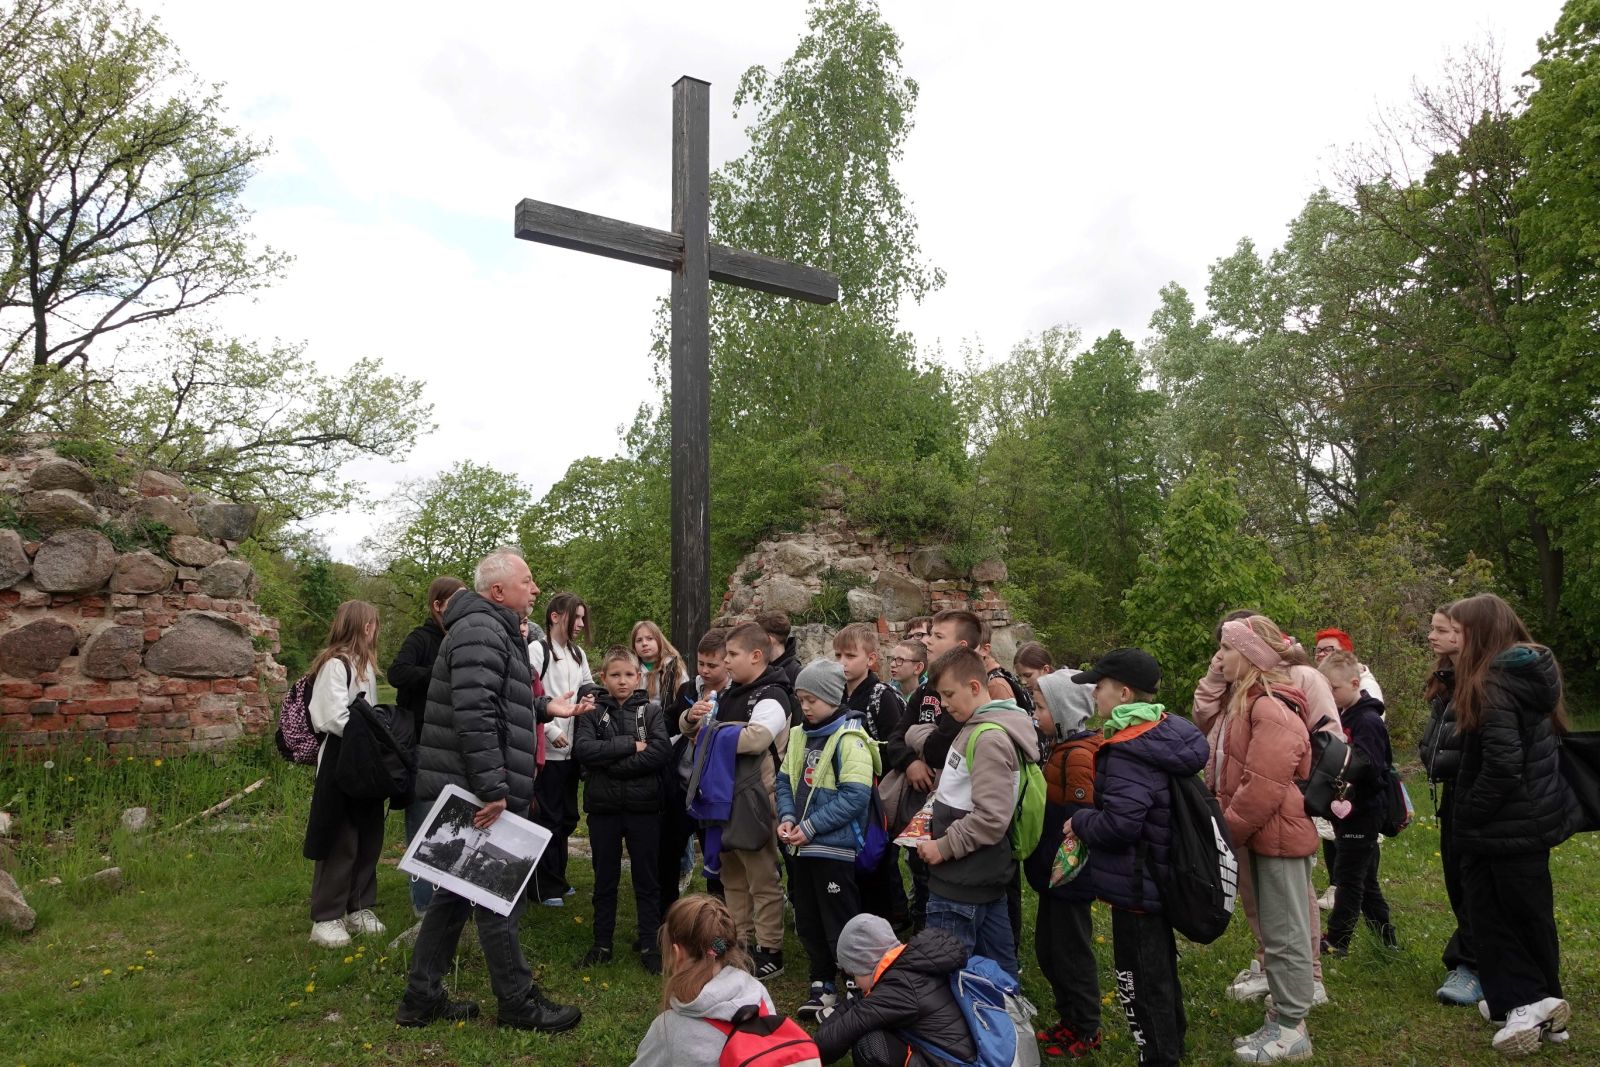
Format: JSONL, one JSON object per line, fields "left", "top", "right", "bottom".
{"left": 631, "top": 894, "right": 819, "bottom": 1067}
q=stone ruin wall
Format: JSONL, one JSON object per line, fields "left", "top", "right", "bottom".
{"left": 719, "top": 502, "right": 1031, "bottom": 666}
{"left": 0, "top": 447, "right": 286, "bottom": 758}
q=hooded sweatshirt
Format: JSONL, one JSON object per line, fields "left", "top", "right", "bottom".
{"left": 926, "top": 699, "right": 1041, "bottom": 903}
{"left": 1069, "top": 704, "right": 1210, "bottom": 913}
{"left": 1038, "top": 669, "right": 1096, "bottom": 743}
{"left": 1025, "top": 672, "right": 1102, "bottom": 898}
{"left": 630, "top": 965, "right": 793, "bottom": 1067}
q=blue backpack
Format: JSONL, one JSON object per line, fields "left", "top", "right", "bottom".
{"left": 903, "top": 955, "right": 1020, "bottom": 1067}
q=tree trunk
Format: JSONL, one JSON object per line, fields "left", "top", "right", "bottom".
{"left": 1528, "top": 516, "right": 1563, "bottom": 630}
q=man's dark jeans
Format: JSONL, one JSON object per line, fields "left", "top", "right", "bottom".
{"left": 404, "top": 885, "right": 533, "bottom": 1013}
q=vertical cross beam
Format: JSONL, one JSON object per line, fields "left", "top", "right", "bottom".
{"left": 670, "top": 77, "right": 711, "bottom": 658}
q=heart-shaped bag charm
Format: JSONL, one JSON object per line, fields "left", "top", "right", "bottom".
{"left": 1330, "top": 798, "right": 1353, "bottom": 819}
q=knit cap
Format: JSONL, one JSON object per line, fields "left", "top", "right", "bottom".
{"left": 835, "top": 913, "right": 902, "bottom": 978}
{"left": 794, "top": 658, "right": 846, "bottom": 707}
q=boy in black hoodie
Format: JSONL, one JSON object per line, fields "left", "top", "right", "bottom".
{"left": 1317, "top": 651, "right": 1397, "bottom": 955}
{"left": 573, "top": 646, "right": 671, "bottom": 972}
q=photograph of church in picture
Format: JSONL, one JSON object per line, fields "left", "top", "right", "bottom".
{"left": 400, "top": 786, "right": 550, "bottom": 915}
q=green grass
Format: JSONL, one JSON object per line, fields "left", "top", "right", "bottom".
{"left": 2, "top": 746, "right": 1598, "bottom": 1066}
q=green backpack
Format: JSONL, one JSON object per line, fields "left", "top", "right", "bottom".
{"left": 965, "top": 722, "right": 1047, "bottom": 860}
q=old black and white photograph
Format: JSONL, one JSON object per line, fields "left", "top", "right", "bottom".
{"left": 398, "top": 785, "right": 551, "bottom": 916}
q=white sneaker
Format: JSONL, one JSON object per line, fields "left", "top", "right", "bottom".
{"left": 343, "top": 909, "right": 386, "bottom": 937}
{"left": 1317, "top": 885, "right": 1336, "bottom": 911}
{"left": 1493, "top": 998, "right": 1571, "bottom": 1056}
{"left": 309, "top": 919, "right": 352, "bottom": 948}
{"left": 1234, "top": 1016, "right": 1278, "bottom": 1049}
{"left": 1228, "top": 961, "right": 1270, "bottom": 1001}
{"left": 1236, "top": 1019, "right": 1313, "bottom": 1062}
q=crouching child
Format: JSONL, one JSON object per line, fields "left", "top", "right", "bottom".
{"left": 814, "top": 913, "right": 978, "bottom": 1067}
{"left": 1068, "top": 648, "right": 1208, "bottom": 1067}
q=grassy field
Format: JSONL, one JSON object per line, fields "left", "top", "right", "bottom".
{"left": 2, "top": 740, "right": 1597, "bottom": 1066}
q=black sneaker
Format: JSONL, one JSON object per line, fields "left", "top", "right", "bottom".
{"left": 497, "top": 990, "right": 582, "bottom": 1033}
{"left": 752, "top": 948, "right": 784, "bottom": 981}
{"left": 641, "top": 948, "right": 663, "bottom": 975}
{"left": 578, "top": 944, "right": 613, "bottom": 968}
{"left": 395, "top": 994, "right": 481, "bottom": 1028}
{"left": 795, "top": 982, "right": 836, "bottom": 1021}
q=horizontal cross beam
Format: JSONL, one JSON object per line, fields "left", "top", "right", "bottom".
{"left": 514, "top": 198, "right": 839, "bottom": 304}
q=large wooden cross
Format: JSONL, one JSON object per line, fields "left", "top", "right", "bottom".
{"left": 514, "top": 76, "right": 839, "bottom": 654}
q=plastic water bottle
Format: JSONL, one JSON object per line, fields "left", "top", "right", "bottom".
{"left": 707, "top": 689, "right": 719, "bottom": 725}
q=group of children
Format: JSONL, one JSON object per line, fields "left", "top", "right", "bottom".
{"left": 362, "top": 579, "right": 1576, "bottom": 1063}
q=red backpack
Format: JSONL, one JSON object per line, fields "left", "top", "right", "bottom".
{"left": 705, "top": 1003, "right": 821, "bottom": 1067}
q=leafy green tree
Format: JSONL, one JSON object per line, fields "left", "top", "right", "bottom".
{"left": 530, "top": 0, "right": 967, "bottom": 648}
{"left": 0, "top": 0, "right": 286, "bottom": 430}
{"left": 47, "top": 328, "right": 430, "bottom": 520}
{"left": 1286, "top": 509, "right": 1494, "bottom": 744}
{"left": 363, "top": 461, "right": 530, "bottom": 649}
{"left": 1122, "top": 464, "right": 1294, "bottom": 714}
{"left": 1510, "top": 0, "right": 1600, "bottom": 653}
{"left": 972, "top": 327, "right": 1167, "bottom": 658}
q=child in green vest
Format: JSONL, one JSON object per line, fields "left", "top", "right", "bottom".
{"left": 776, "top": 659, "right": 880, "bottom": 1020}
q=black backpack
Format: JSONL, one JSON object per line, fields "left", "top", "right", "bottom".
{"left": 1560, "top": 731, "right": 1600, "bottom": 834}
{"left": 1144, "top": 773, "right": 1240, "bottom": 944}
{"left": 1296, "top": 716, "right": 1357, "bottom": 819}
{"left": 336, "top": 695, "right": 417, "bottom": 801}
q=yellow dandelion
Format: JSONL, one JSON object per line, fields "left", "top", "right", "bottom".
{"left": 84, "top": 757, "right": 92, "bottom": 764}
{"left": 70, "top": 979, "right": 81, "bottom": 989}
{"left": 66, "top": 775, "right": 75, "bottom": 783}
{"left": 133, "top": 965, "right": 144, "bottom": 972}
{"left": 582, "top": 976, "right": 591, "bottom": 984}
{"left": 305, "top": 982, "right": 315, "bottom": 994}
{"left": 575, "top": 915, "right": 584, "bottom": 924}
{"left": 127, "top": 965, "right": 137, "bottom": 972}
{"left": 600, "top": 982, "right": 610, "bottom": 990}
{"left": 288, "top": 1000, "right": 300, "bottom": 1009}
{"left": 362, "top": 1043, "right": 373, "bottom": 1051}
{"left": 144, "top": 950, "right": 155, "bottom": 957}
{"left": 101, "top": 969, "right": 112, "bottom": 976}
{"left": 126, "top": 756, "right": 135, "bottom": 762}
{"left": 343, "top": 956, "right": 353, "bottom": 964}
{"left": 378, "top": 956, "right": 388, "bottom": 964}
{"left": 1095, "top": 935, "right": 1105, "bottom": 944}
{"left": 185, "top": 853, "right": 194, "bottom": 860}
{"left": 1102, "top": 993, "right": 1114, "bottom": 1005}
{"left": 455, "top": 1020, "right": 466, "bottom": 1029}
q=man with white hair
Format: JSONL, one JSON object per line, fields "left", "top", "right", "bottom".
{"left": 397, "top": 549, "right": 592, "bottom": 1032}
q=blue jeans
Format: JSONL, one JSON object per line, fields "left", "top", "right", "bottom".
{"left": 403, "top": 799, "right": 435, "bottom": 916}
{"left": 926, "top": 892, "right": 1018, "bottom": 980}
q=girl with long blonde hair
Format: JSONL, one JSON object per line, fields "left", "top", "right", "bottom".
{"left": 631, "top": 619, "right": 688, "bottom": 702}
{"left": 304, "top": 600, "right": 385, "bottom": 950}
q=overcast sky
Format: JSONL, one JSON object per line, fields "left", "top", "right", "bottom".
{"left": 145, "top": 0, "right": 1562, "bottom": 562}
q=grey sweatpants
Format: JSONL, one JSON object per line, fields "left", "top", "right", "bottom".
{"left": 1252, "top": 853, "right": 1315, "bottom": 1027}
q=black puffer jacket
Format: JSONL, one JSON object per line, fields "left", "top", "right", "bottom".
{"left": 1454, "top": 646, "right": 1580, "bottom": 855}
{"left": 414, "top": 591, "right": 544, "bottom": 816}
{"left": 574, "top": 689, "right": 671, "bottom": 814}
{"left": 1418, "top": 666, "right": 1463, "bottom": 783}
{"left": 387, "top": 619, "right": 446, "bottom": 741}
{"left": 814, "top": 927, "right": 977, "bottom": 1066}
